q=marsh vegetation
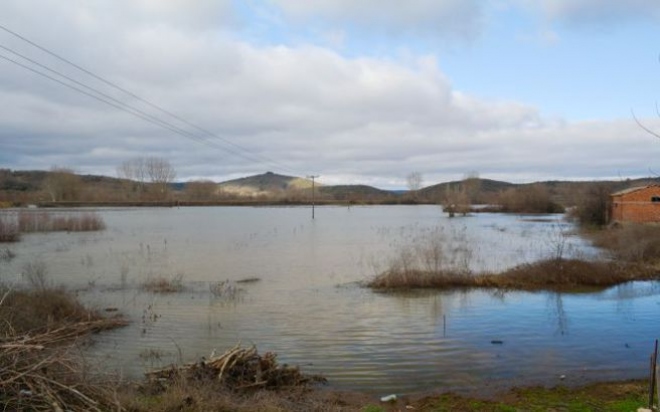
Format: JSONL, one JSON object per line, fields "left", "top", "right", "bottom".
{"left": 0, "top": 210, "right": 105, "bottom": 243}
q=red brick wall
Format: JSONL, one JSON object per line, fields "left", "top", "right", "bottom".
{"left": 610, "top": 186, "right": 660, "bottom": 223}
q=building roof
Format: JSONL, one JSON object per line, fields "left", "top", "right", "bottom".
{"left": 611, "top": 184, "right": 660, "bottom": 197}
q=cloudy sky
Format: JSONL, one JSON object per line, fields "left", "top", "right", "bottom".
{"left": 1, "top": 1, "right": 660, "bottom": 189}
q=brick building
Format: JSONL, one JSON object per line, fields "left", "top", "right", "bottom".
{"left": 610, "top": 185, "right": 660, "bottom": 223}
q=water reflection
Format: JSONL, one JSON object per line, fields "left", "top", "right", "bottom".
{"left": 547, "top": 293, "right": 569, "bottom": 336}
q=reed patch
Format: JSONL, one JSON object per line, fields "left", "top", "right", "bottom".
{"left": 0, "top": 210, "right": 106, "bottom": 243}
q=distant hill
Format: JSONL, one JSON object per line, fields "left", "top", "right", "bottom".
{"left": 218, "top": 171, "right": 313, "bottom": 198}
{"left": 4, "top": 167, "right": 660, "bottom": 207}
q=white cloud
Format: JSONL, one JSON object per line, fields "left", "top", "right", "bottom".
{"left": 0, "top": 1, "right": 658, "bottom": 188}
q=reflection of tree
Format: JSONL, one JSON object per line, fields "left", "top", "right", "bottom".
{"left": 548, "top": 293, "right": 568, "bottom": 335}
{"left": 613, "top": 283, "right": 635, "bottom": 316}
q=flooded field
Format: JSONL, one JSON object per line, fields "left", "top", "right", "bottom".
{"left": 1, "top": 205, "right": 659, "bottom": 395}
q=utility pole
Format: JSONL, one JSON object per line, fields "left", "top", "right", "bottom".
{"left": 307, "top": 175, "right": 319, "bottom": 219}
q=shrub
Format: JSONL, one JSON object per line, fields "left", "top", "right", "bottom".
{"left": 0, "top": 287, "right": 92, "bottom": 334}
{"left": 589, "top": 223, "right": 660, "bottom": 263}
{"left": 571, "top": 182, "right": 615, "bottom": 227}
{"left": 498, "top": 184, "right": 564, "bottom": 214}
{"left": 369, "top": 227, "right": 474, "bottom": 289}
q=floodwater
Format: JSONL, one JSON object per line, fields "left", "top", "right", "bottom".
{"left": 1, "top": 205, "right": 659, "bottom": 395}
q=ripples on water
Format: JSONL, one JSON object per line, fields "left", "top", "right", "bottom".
{"left": 1, "top": 205, "right": 659, "bottom": 394}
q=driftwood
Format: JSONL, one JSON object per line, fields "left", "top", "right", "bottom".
{"left": 0, "top": 317, "right": 128, "bottom": 411}
{"left": 146, "top": 344, "right": 326, "bottom": 391}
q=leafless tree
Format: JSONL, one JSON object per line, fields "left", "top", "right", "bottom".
{"left": 185, "top": 180, "right": 217, "bottom": 201}
{"left": 406, "top": 172, "right": 423, "bottom": 192}
{"left": 117, "top": 157, "right": 176, "bottom": 200}
{"left": 146, "top": 157, "right": 176, "bottom": 199}
{"left": 117, "top": 158, "right": 147, "bottom": 198}
{"left": 443, "top": 184, "right": 470, "bottom": 217}
{"left": 43, "top": 167, "right": 81, "bottom": 202}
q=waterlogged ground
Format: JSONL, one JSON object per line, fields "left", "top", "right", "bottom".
{"left": 1, "top": 205, "right": 659, "bottom": 395}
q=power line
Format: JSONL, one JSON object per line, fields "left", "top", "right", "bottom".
{"left": 0, "top": 23, "right": 303, "bottom": 176}
{"left": 0, "top": 43, "right": 287, "bottom": 166}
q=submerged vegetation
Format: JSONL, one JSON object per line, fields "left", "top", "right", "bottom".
{"left": 0, "top": 210, "right": 105, "bottom": 243}
{"left": 18, "top": 210, "right": 106, "bottom": 233}
{"left": 368, "top": 221, "right": 660, "bottom": 292}
{"left": 141, "top": 273, "right": 185, "bottom": 293}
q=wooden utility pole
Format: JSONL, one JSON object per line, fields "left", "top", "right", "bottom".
{"left": 307, "top": 175, "right": 319, "bottom": 219}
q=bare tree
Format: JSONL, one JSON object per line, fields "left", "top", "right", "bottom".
{"left": 406, "top": 172, "right": 423, "bottom": 192}
{"left": 117, "top": 157, "right": 176, "bottom": 200}
{"left": 117, "top": 158, "right": 147, "bottom": 199}
{"left": 443, "top": 184, "right": 470, "bottom": 217}
{"left": 185, "top": 180, "right": 217, "bottom": 201}
{"left": 406, "top": 172, "right": 423, "bottom": 202}
{"left": 43, "top": 167, "right": 81, "bottom": 202}
{"left": 146, "top": 157, "right": 176, "bottom": 199}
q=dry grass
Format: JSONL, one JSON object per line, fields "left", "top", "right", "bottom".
{"left": 368, "top": 258, "right": 657, "bottom": 292}
{"left": 18, "top": 210, "right": 106, "bottom": 233}
{"left": 0, "top": 286, "right": 128, "bottom": 411}
{"left": 142, "top": 274, "right": 184, "bottom": 293}
{"left": 368, "top": 268, "right": 477, "bottom": 290}
{"left": 118, "top": 379, "right": 369, "bottom": 412}
{"left": 0, "top": 286, "right": 126, "bottom": 337}
{"left": 491, "top": 258, "right": 655, "bottom": 291}
{"left": 589, "top": 223, "right": 660, "bottom": 263}
{"left": 1, "top": 326, "right": 124, "bottom": 411}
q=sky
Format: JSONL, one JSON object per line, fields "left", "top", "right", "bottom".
{"left": 1, "top": 1, "right": 660, "bottom": 189}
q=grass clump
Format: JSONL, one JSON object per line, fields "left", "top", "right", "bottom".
{"left": 369, "top": 221, "right": 660, "bottom": 292}
{"left": 490, "top": 258, "right": 654, "bottom": 291}
{"left": 142, "top": 274, "right": 184, "bottom": 293}
{"left": 19, "top": 210, "right": 106, "bottom": 233}
{"left": 369, "top": 258, "right": 657, "bottom": 292}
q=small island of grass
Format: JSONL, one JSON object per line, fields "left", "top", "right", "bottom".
{"left": 367, "top": 223, "right": 660, "bottom": 292}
